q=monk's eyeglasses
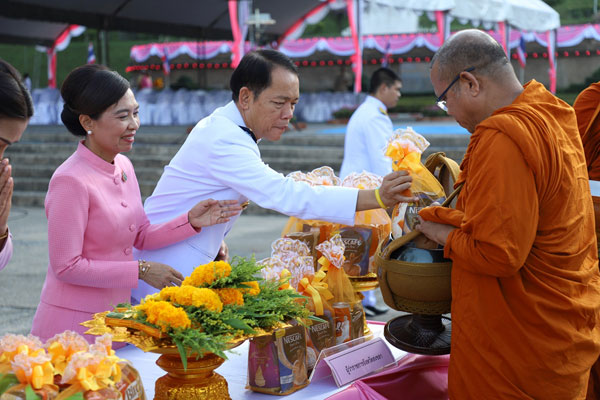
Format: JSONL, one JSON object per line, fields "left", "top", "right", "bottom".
{"left": 436, "top": 67, "right": 476, "bottom": 112}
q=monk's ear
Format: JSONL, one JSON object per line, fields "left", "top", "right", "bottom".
{"left": 238, "top": 87, "right": 253, "bottom": 110}
{"left": 461, "top": 71, "right": 480, "bottom": 96}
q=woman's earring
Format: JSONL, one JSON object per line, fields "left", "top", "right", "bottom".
{"left": 87, "top": 130, "right": 92, "bottom": 135}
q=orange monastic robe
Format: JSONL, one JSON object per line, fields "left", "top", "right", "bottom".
{"left": 420, "top": 80, "right": 600, "bottom": 399}
{"left": 573, "top": 82, "right": 600, "bottom": 180}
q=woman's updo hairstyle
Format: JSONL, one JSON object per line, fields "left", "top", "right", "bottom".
{"left": 0, "top": 59, "right": 33, "bottom": 120}
{"left": 60, "top": 64, "right": 130, "bottom": 136}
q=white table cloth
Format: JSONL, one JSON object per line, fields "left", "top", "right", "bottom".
{"left": 115, "top": 321, "right": 407, "bottom": 399}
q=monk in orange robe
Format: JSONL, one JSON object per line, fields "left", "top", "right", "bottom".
{"left": 416, "top": 29, "right": 600, "bottom": 399}
{"left": 573, "top": 83, "right": 600, "bottom": 399}
{"left": 573, "top": 82, "right": 600, "bottom": 180}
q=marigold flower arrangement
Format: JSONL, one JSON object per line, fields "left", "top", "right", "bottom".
{"left": 98, "top": 257, "right": 317, "bottom": 367}
{"left": 0, "top": 331, "right": 137, "bottom": 400}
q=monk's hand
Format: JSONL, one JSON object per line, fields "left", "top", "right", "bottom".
{"left": 215, "top": 240, "right": 229, "bottom": 262}
{"left": 188, "top": 199, "right": 242, "bottom": 230}
{"left": 414, "top": 215, "right": 455, "bottom": 246}
{"left": 379, "top": 170, "right": 419, "bottom": 207}
{"left": 141, "top": 261, "right": 185, "bottom": 289}
{"left": 0, "top": 159, "right": 13, "bottom": 241}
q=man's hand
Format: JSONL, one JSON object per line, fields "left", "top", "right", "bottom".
{"left": 0, "top": 159, "right": 13, "bottom": 238}
{"left": 188, "top": 199, "right": 242, "bottom": 230}
{"left": 379, "top": 170, "right": 419, "bottom": 206}
{"left": 414, "top": 215, "right": 455, "bottom": 246}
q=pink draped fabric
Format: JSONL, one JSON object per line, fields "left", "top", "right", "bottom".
{"left": 228, "top": 0, "right": 242, "bottom": 68}
{"left": 326, "top": 353, "right": 449, "bottom": 400}
{"left": 346, "top": 0, "right": 362, "bottom": 93}
{"left": 130, "top": 24, "right": 600, "bottom": 63}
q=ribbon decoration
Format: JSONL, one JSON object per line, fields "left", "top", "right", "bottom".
{"left": 279, "top": 268, "right": 292, "bottom": 290}
{"left": 298, "top": 269, "right": 333, "bottom": 316}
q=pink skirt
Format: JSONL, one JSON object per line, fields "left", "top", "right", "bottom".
{"left": 31, "top": 301, "right": 125, "bottom": 349}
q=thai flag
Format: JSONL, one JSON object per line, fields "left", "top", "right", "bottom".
{"left": 87, "top": 42, "right": 96, "bottom": 64}
{"left": 161, "top": 49, "right": 170, "bottom": 75}
{"left": 516, "top": 36, "right": 526, "bottom": 69}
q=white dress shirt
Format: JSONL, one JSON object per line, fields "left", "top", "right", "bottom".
{"left": 132, "top": 101, "right": 359, "bottom": 302}
{"left": 340, "top": 95, "right": 394, "bottom": 179}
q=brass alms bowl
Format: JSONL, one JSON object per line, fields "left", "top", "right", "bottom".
{"left": 375, "top": 230, "right": 452, "bottom": 315}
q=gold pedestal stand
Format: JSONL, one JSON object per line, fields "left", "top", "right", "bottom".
{"left": 154, "top": 351, "right": 230, "bottom": 400}
{"left": 350, "top": 273, "right": 379, "bottom": 336}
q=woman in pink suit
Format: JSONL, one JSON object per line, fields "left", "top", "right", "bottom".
{"left": 0, "top": 59, "right": 34, "bottom": 271}
{"left": 31, "top": 65, "right": 241, "bottom": 343}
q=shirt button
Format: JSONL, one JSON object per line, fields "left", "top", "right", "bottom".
{"left": 121, "top": 201, "right": 128, "bottom": 207}
{"left": 113, "top": 177, "right": 119, "bottom": 185}
{"left": 129, "top": 224, "right": 135, "bottom": 232}
{"left": 124, "top": 248, "right": 131, "bottom": 255}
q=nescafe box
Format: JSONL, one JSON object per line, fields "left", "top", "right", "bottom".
{"left": 305, "top": 312, "right": 335, "bottom": 370}
{"left": 248, "top": 324, "right": 309, "bottom": 395}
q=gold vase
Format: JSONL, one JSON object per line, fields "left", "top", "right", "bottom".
{"left": 151, "top": 343, "right": 243, "bottom": 400}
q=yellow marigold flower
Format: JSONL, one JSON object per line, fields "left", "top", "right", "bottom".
{"left": 161, "top": 286, "right": 224, "bottom": 312}
{"left": 138, "top": 301, "right": 191, "bottom": 332}
{"left": 182, "top": 261, "right": 232, "bottom": 287}
{"left": 240, "top": 281, "right": 260, "bottom": 296}
{"left": 158, "top": 286, "right": 179, "bottom": 301}
{"left": 215, "top": 288, "right": 244, "bottom": 306}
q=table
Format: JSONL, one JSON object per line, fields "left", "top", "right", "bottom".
{"left": 115, "top": 321, "right": 407, "bottom": 399}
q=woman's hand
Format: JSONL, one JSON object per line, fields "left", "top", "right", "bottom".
{"left": 188, "top": 199, "right": 242, "bottom": 230}
{"left": 141, "top": 261, "right": 184, "bottom": 289}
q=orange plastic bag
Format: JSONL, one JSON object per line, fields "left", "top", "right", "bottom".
{"left": 385, "top": 128, "right": 445, "bottom": 238}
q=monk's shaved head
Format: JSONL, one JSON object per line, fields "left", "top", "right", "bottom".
{"left": 431, "top": 29, "right": 511, "bottom": 82}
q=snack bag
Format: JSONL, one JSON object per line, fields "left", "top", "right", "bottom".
{"left": 281, "top": 167, "right": 340, "bottom": 260}
{"left": 297, "top": 269, "right": 335, "bottom": 370}
{"left": 317, "top": 235, "right": 364, "bottom": 344}
{"left": 385, "top": 128, "right": 446, "bottom": 238}
{"left": 259, "top": 238, "right": 314, "bottom": 291}
{"left": 247, "top": 324, "right": 308, "bottom": 395}
{"left": 339, "top": 172, "right": 392, "bottom": 276}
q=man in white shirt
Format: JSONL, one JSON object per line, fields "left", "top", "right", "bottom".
{"left": 340, "top": 67, "right": 402, "bottom": 317}
{"left": 132, "top": 50, "right": 416, "bottom": 302}
{"left": 340, "top": 67, "right": 402, "bottom": 179}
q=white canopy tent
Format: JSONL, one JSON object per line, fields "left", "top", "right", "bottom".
{"left": 333, "top": 0, "right": 561, "bottom": 91}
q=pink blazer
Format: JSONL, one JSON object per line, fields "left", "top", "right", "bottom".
{"left": 37, "top": 142, "right": 198, "bottom": 314}
{"left": 0, "top": 232, "right": 12, "bottom": 271}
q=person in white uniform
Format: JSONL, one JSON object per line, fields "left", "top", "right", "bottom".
{"left": 132, "top": 50, "right": 416, "bottom": 302}
{"left": 340, "top": 67, "right": 402, "bottom": 317}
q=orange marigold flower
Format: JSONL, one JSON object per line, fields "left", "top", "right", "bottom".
{"left": 240, "top": 281, "right": 260, "bottom": 296}
{"left": 158, "top": 286, "right": 179, "bottom": 301}
{"left": 138, "top": 301, "right": 191, "bottom": 332}
{"left": 160, "top": 286, "right": 224, "bottom": 312}
{"left": 215, "top": 288, "right": 244, "bottom": 306}
{"left": 182, "top": 261, "right": 232, "bottom": 287}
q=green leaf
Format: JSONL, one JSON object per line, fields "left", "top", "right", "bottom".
{"left": 0, "top": 373, "right": 20, "bottom": 396}
{"left": 24, "top": 384, "right": 40, "bottom": 400}
{"left": 175, "top": 340, "right": 188, "bottom": 370}
{"left": 223, "top": 318, "right": 256, "bottom": 334}
{"left": 64, "top": 392, "right": 85, "bottom": 400}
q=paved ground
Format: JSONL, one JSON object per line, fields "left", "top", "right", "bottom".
{"left": 0, "top": 207, "right": 400, "bottom": 337}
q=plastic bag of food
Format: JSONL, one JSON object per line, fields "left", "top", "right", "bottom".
{"left": 385, "top": 128, "right": 446, "bottom": 238}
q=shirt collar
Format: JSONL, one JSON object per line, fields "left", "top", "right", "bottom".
{"left": 217, "top": 101, "right": 260, "bottom": 143}
{"left": 366, "top": 95, "right": 387, "bottom": 111}
{"left": 76, "top": 140, "right": 118, "bottom": 174}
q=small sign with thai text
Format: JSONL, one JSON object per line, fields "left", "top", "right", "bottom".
{"left": 323, "top": 337, "right": 394, "bottom": 387}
